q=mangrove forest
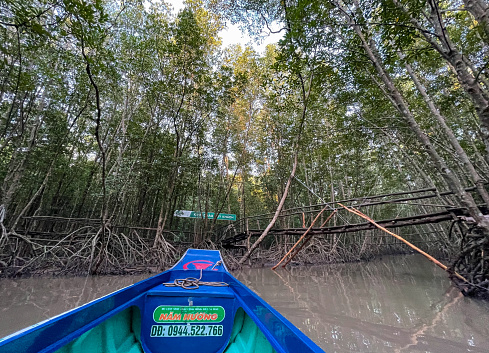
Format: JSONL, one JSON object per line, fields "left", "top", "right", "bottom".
{"left": 1, "top": 0, "right": 489, "bottom": 297}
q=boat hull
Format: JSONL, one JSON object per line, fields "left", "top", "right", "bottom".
{"left": 0, "top": 249, "right": 324, "bottom": 353}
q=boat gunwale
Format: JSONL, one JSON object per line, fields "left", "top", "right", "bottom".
{"left": 0, "top": 249, "right": 325, "bottom": 353}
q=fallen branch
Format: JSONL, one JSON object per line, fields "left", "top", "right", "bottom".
{"left": 238, "top": 152, "right": 299, "bottom": 265}
{"left": 337, "top": 203, "right": 468, "bottom": 283}
{"left": 272, "top": 207, "right": 334, "bottom": 270}
{"left": 282, "top": 210, "right": 338, "bottom": 268}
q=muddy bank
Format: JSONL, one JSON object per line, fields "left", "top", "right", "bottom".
{"left": 0, "top": 235, "right": 446, "bottom": 278}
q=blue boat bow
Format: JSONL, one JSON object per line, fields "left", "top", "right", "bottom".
{"left": 0, "top": 249, "right": 324, "bottom": 353}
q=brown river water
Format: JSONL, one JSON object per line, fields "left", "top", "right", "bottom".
{"left": 0, "top": 254, "right": 488, "bottom": 352}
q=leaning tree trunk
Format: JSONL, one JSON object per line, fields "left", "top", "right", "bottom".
{"left": 338, "top": 2, "right": 489, "bottom": 237}
{"left": 238, "top": 152, "right": 299, "bottom": 265}
{"left": 403, "top": 59, "right": 489, "bottom": 208}
{"left": 336, "top": 0, "right": 489, "bottom": 295}
{"left": 237, "top": 28, "right": 313, "bottom": 264}
{"left": 393, "top": 0, "right": 489, "bottom": 158}
{"left": 463, "top": 0, "right": 489, "bottom": 43}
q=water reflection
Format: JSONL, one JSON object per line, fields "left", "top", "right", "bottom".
{"left": 0, "top": 274, "right": 150, "bottom": 338}
{"left": 0, "top": 255, "right": 488, "bottom": 353}
{"left": 234, "top": 255, "right": 489, "bottom": 352}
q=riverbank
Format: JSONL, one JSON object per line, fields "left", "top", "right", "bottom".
{"left": 0, "top": 237, "right": 446, "bottom": 278}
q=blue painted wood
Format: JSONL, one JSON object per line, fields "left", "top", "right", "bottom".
{"left": 0, "top": 249, "right": 325, "bottom": 353}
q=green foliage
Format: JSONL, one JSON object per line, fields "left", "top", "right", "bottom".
{"left": 1, "top": 0, "right": 488, "bottom": 243}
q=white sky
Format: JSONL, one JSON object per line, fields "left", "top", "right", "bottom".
{"left": 167, "top": 0, "right": 283, "bottom": 53}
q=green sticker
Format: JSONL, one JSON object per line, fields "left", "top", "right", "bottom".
{"left": 153, "top": 306, "right": 225, "bottom": 323}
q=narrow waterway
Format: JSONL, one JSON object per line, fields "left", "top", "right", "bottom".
{"left": 234, "top": 255, "right": 489, "bottom": 352}
{"left": 0, "top": 254, "right": 488, "bottom": 352}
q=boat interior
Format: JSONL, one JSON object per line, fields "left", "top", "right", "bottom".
{"left": 0, "top": 249, "right": 320, "bottom": 353}
{"left": 54, "top": 270, "right": 276, "bottom": 353}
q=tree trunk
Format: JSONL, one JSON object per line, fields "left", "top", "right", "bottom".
{"left": 11, "top": 163, "right": 53, "bottom": 230}
{"left": 403, "top": 59, "right": 489, "bottom": 208}
{"left": 238, "top": 152, "right": 299, "bottom": 265}
{"left": 340, "top": 4, "right": 489, "bottom": 236}
{"left": 153, "top": 177, "right": 176, "bottom": 248}
{"left": 393, "top": 0, "right": 489, "bottom": 156}
{"left": 464, "top": 0, "right": 489, "bottom": 42}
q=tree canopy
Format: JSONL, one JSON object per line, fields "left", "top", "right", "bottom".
{"left": 1, "top": 0, "right": 489, "bottom": 273}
